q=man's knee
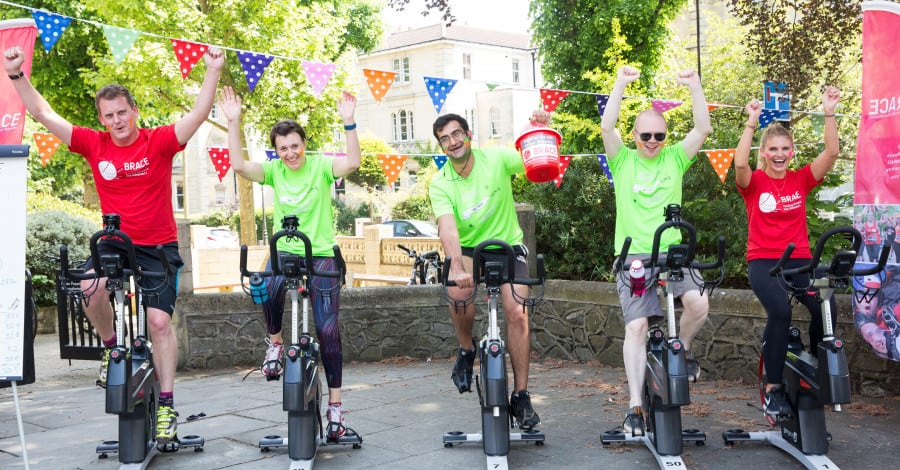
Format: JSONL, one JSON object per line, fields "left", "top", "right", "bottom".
{"left": 624, "top": 317, "right": 648, "bottom": 339}
{"left": 147, "top": 309, "right": 173, "bottom": 334}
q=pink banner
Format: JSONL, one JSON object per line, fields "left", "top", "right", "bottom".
{"left": 0, "top": 19, "right": 37, "bottom": 145}
{"left": 856, "top": 2, "right": 900, "bottom": 204}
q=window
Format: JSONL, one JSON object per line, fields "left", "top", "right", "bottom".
{"left": 392, "top": 57, "right": 410, "bottom": 84}
{"left": 465, "top": 108, "right": 476, "bottom": 137}
{"left": 174, "top": 182, "right": 184, "bottom": 211}
{"left": 462, "top": 53, "right": 471, "bottom": 80}
{"left": 392, "top": 110, "right": 414, "bottom": 142}
{"left": 489, "top": 107, "right": 501, "bottom": 137}
{"left": 512, "top": 58, "right": 520, "bottom": 84}
{"left": 172, "top": 153, "right": 183, "bottom": 174}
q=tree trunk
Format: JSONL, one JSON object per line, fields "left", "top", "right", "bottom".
{"left": 238, "top": 129, "right": 258, "bottom": 245}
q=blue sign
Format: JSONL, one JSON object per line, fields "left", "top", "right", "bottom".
{"left": 763, "top": 81, "right": 790, "bottom": 121}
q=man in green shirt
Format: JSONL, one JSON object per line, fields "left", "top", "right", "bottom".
{"left": 429, "top": 110, "right": 549, "bottom": 431}
{"left": 600, "top": 65, "right": 712, "bottom": 436}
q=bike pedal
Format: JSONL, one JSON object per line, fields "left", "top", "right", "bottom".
{"left": 157, "top": 440, "right": 180, "bottom": 453}
{"left": 265, "top": 373, "right": 281, "bottom": 382}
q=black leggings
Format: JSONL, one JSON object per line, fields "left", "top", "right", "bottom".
{"left": 749, "top": 258, "right": 836, "bottom": 385}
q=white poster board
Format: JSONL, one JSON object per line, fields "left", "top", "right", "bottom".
{"left": 0, "top": 145, "right": 29, "bottom": 381}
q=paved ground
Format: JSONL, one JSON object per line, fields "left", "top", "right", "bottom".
{"left": 1, "top": 334, "right": 898, "bottom": 469}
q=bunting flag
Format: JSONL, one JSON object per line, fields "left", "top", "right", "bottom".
{"left": 423, "top": 76, "right": 458, "bottom": 113}
{"left": 704, "top": 149, "right": 736, "bottom": 183}
{"left": 33, "top": 132, "right": 62, "bottom": 166}
{"left": 540, "top": 89, "right": 570, "bottom": 112}
{"left": 595, "top": 94, "right": 609, "bottom": 118}
{"left": 486, "top": 83, "right": 499, "bottom": 91}
{"left": 302, "top": 60, "right": 336, "bottom": 98}
{"left": 597, "top": 154, "right": 613, "bottom": 187}
{"left": 377, "top": 153, "right": 408, "bottom": 185}
{"left": 362, "top": 69, "right": 396, "bottom": 103}
{"left": 552, "top": 155, "right": 573, "bottom": 188}
{"left": 236, "top": 51, "right": 274, "bottom": 93}
{"left": 758, "top": 109, "right": 780, "bottom": 130}
{"left": 707, "top": 103, "right": 724, "bottom": 112}
{"left": 335, "top": 177, "right": 343, "bottom": 188}
{"left": 652, "top": 99, "right": 683, "bottom": 114}
{"left": 170, "top": 39, "right": 208, "bottom": 79}
{"left": 102, "top": 25, "right": 140, "bottom": 65}
{"left": 265, "top": 150, "right": 279, "bottom": 160}
{"left": 206, "top": 147, "right": 232, "bottom": 182}
{"left": 432, "top": 154, "right": 448, "bottom": 170}
{"left": 32, "top": 10, "right": 71, "bottom": 52}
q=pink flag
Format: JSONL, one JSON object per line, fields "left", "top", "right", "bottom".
{"left": 0, "top": 20, "right": 37, "bottom": 145}
{"left": 302, "top": 60, "right": 336, "bottom": 98}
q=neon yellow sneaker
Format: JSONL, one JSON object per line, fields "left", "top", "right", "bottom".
{"left": 97, "top": 348, "right": 111, "bottom": 388}
{"left": 156, "top": 405, "right": 179, "bottom": 444}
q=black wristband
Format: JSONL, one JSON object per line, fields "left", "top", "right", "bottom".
{"left": 344, "top": 122, "right": 357, "bottom": 131}
{"left": 8, "top": 71, "right": 24, "bottom": 80}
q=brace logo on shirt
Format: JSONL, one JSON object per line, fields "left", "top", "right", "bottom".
{"left": 97, "top": 157, "right": 150, "bottom": 181}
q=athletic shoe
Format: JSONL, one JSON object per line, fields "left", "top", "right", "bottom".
{"left": 261, "top": 338, "right": 284, "bottom": 379}
{"left": 451, "top": 346, "right": 476, "bottom": 393}
{"left": 509, "top": 390, "right": 541, "bottom": 430}
{"left": 156, "top": 405, "right": 178, "bottom": 444}
{"left": 685, "top": 350, "right": 701, "bottom": 382}
{"left": 764, "top": 386, "right": 789, "bottom": 417}
{"left": 623, "top": 406, "right": 645, "bottom": 436}
{"left": 326, "top": 402, "right": 346, "bottom": 438}
{"left": 97, "top": 348, "right": 111, "bottom": 388}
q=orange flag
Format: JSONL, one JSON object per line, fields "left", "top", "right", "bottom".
{"left": 33, "top": 132, "right": 62, "bottom": 166}
{"left": 707, "top": 103, "right": 724, "bottom": 112}
{"left": 553, "top": 155, "right": 573, "bottom": 188}
{"left": 704, "top": 149, "right": 736, "bottom": 183}
{"left": 363, "top": 69, "right": 396, "bottom": 103}
{"left": 377, "top": 153, "right": 408, "bottom": 186}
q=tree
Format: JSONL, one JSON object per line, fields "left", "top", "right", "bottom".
{"left": 388, "top": 0, "right": 455, "bottom": 25}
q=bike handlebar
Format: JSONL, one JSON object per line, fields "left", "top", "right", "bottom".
{"left": 239, "top": 216, "right": 345, "bottom": 281}
{"left": 770, "top": 225, "right": 891, "bottom": 279}
{"left": 442, "top": 239, "right": 545, "bottom": 288}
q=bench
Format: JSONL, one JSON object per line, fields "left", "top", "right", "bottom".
{"left": 349, "top": 273, "right": 410, "bottom": 287}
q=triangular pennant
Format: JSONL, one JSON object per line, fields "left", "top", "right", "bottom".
{"left": 704, "top": 149, "right": 736, "bottom": 183}
{"left": 540, "top": 89, "right": 571, "bottom": 112}
{"left": 707, "top": 103, "right": 724, "bottom": 112}
{"left": 595, "top": 94, "right": 610, "bottom": 118}
{"left": 377, "top": 153, "right": 408, "bottom": 186}
{"left": 170, "top": 39, "right": 209, "bottom": 79}
{"left": 102, "top": 25, "right": 140, "bottom": 65}
{"left": 362, "top": 69, "right": 396, "bottom": 103}
{"left": 32, "top": 11, "right": 72, "bottom": 52}
{"left": 432, "top": 154, "right": 448, "bottom": 170}
{"left": 810, "top": 113, "right": 825, "bottom": 139}
{"left": 302, "top": 60, "right": 336, "bottom": 98}
{"left": 552, "top": 155, "right": 573, "bottom": 188}
{"left": 651, "top": 99, "right": 683, "bottom": 114}
{"left": 758, "top": 109, "right": 779, "bottom": 130}
{"left": 486, "top": 83, "right": 499, "bottom": 91}
{"left": 236, "top": 50, "right": 275, "bottom": 93}
{"left": 597, "top": 154, "right": 614, "bottom": 187}
{"left": 265, "top": 150, "right": 279, "bottom": 160}
{"left": 423, "top": 76, "right": 458, "bottom": 113}
{"left": 33, "top": 132, "right": 63, "bottom": 166}
{"left": 335, "top": 177, "right": 343, "bottom": 187}
{"left": 206, "top": 147, "right": 232, "bottom": 182}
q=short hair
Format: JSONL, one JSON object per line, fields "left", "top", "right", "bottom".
{"left": 269, "top": 120, "right": 307, "bottom": 148}
{"left": 432, "top": 113, "right": 469, "bottom": 140}
{"left": 632, "top": 109, "right": 668, "bottom": 131}
{"left": 95, "top": 84, "right": 137, "bottom": 113}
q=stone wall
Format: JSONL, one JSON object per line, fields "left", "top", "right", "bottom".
{"left": 175, "top": 280, "right": 900, "bottom": 397}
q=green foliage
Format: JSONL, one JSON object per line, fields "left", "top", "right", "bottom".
{"left": 334, "top": 198, "right": 370, "bottom": 235}
{"left": 348, "top": 134, "right": 392, "bottom": 191}
{"left": 391, "top": 194, "right": 432, "bottom": 221}
{"left": 26, "top": 210, "right": 100, "bottom": 306}
{"left": 190, "top": 210, "right": 237, "bottom": 231}
{"left": 231, "top": 209, "right": 275, "bottom": 243}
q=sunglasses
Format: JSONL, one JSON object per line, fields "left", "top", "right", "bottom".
{"left": 638, "top": 132, "right": 666, "bottom": 142}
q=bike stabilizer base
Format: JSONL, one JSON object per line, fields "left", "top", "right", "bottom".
{"left": 442, "top": 430, "right": 546, "bottom": 470}
{"left": 722, "top": 430, "right": 839, "bottom": 470}
{"left": 601, "top": 429, "right": 705, "bottom": 469}
{"left": 259, "top": 431, "right": 363, "bottom": 470}
{"left": 96, "top": 435, "right": 204, "bottom": 469}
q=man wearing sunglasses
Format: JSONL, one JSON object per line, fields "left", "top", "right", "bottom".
{"left": 599, "top": 65, "right": 712, "bottom": 436}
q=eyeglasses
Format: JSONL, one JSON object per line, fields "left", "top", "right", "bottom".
{"left": 638, "top": 132, "right": 666, "bottom": 142}
{"left": 438, "top": 129, "right": 467, "bottom": 147}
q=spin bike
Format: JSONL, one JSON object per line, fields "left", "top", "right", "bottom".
{"left": 602, "top": 204, "right": 726, "bottom": 469}
{"left": 58, "top": 214, "right": 203, "bottom": 469}
{"left": 723, "top": 226, "right": 891, "bottom": 470}
{"left": 441, "top": 239, "right": 546, "bottom": 470}
{"left": 240, "top": 215, "right": 362, "bottom": 470}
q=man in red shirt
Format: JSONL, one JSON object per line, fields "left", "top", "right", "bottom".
{"left": 4, "top": 44, "right": 224, "bottom": 444}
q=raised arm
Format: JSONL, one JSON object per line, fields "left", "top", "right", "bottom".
{"left": 4, "top": 46, "right": 73, "bottom": 145}
{"left": 332, "top": 91, "right": 361, "bottom": 178}
{"left": 219, "top": 86, "right": 264, "bottom": 182}
{"left": 174, "top": 46, "right": 225, "bottom": 145}
{"left": 809, "top": 86, "right": 842, "bottom": 181}
{"left": 600, "top": 66, "right": 640, "bottom": 161}
{"left": 676, "top": 70, "right": 712, "bottom": 157}
{"left": 735, "top": 99, "right": 762, "bottom": 189}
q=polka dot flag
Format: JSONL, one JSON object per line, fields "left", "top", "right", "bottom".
{"left": 206, "top": 147, "right": 232, "bottom": 182}
{"left": 652, "top": 99, "right": 683, "bottom": 114}
{"left": 265, "top": 150, "right": 279, "bottom": 161}
{"left": 302, "top": 60, "right": 336, "bottom": 98}
{"left": 33, "top": 132, "right": 63, "bottom": 167}
{"left": 363, "top": 69, "right": 397, "bottom": 103}
{"left": 704, "top": 149, "right": 736, "bottom": 183}
{"left": 170, "top": 39, "right": 208, "bottom": 79}
{"left": 423, "top": 76, "right": 458, "bottom": 114}
{"left": 102, "top": 25, "right": 140, "bottom": 65}
{"left": 758, "top": 109, "right": 780, "bottom": 130}
{"left": 432, "top": 154, "right": 448, "bottom": 170}
{"left": 552, "top": 155, "right": 573, "bottom": 188}
{"left": 236, "top": 51, "right": 274, "bottom": 93}
{"left": 595, "top": 94, "right": 609, "bottom": 119}
{"left": 540, "top": 89, "right": 571, "bottom": 112}
{"left": 32, "top": 10, "right": 72, "bottom": 52}
{"left": 597, "top": 154, "right": 613, "bottom": 188}
{"left": 377, "top": 154, "right": 408, "bottom": 186}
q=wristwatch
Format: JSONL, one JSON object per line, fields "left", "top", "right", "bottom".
{"left": 8, "top": 71, "right": 24, "bottom": 80}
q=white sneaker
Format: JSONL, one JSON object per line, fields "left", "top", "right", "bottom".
{"left": 261, "top": 338, "right": 283, "bottom": 378}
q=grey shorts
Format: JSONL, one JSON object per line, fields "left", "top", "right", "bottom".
{"left": 614, "top": 253, "right": 701, "bottom": 325}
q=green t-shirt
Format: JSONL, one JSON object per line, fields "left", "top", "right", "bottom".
{"left": 262, "top": 155, "right": 337, "bottom": 257}
{"left": 608, "top": 142, "right": 695, "bottom": 254}
{"left": 429, "top": 147, "right": 524, "bottom": 248}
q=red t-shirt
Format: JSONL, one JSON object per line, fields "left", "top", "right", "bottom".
{"left": 737, "top": 165, "right": 821, "bottom": 261}
{"left": 863, "top": 222, "right": 881, "bottom": 245}
{"left": 69, "top": 125, "right": 185, "bottom": 246}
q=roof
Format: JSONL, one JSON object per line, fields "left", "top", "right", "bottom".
{"left": 377, "top": 23, "right": 532, "bottom": 52}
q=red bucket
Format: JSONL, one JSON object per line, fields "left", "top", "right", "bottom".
{"left": 515, "top": 124, "right": 561, "bottom": 183}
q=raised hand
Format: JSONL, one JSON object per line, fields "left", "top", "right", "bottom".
{"left": 337, "top": 90, "right": 357, "bottom": 125}
{"left": 204, "top": 46, "right": 225, "bottom": 71}
{"left": 616, "top": 65, "right": 640, "bottom": 85}
{"left": 745, "top": 98, "right": 762, "bottom": 124}
{"left": 3, "top": 46, "right": 25, "bottom": 75}
{"left": 218, "top": 86, "right": 242, "bottom": 123}
{"left": 822, "top": 86, "right": 841, "bottom": 114}
{"left": 676, "top": 70, "right": 701, "bottom": 89}
{"left": 529, "top": 109, "right": 551, "bottom": 126}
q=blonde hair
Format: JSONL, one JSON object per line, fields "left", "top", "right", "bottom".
{"left": 756, "top": 123, "right": 794, "bottom": 170}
